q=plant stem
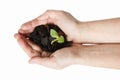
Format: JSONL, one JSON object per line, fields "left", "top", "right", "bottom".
{"left": 51, "top": 38, "right": 58, "bottom": 45}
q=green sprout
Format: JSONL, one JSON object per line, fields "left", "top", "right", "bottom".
{"left": 50, "top": 29, "right": 65, "bottom": 45}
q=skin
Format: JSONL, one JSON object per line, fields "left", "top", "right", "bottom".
{"left": 76, "top": 44, "right": 120, "bottom": 69}
{"left": 14, "top": 33, "right": 83, "bottom": 69}
{"left": 78, "top": 18, "right": 120, "bottom": 43}
{"left": 15, "top": 10, "right": 120, "bottom": 69}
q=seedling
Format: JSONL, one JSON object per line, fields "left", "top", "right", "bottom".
{"left": 50, "top": 29, "right": 65, "bottom": 45}
{"left": 29, "top": 24, "right": 72, "bottom": 52}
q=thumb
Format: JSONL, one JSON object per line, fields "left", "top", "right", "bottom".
{"left": 29, "top": 56, "right": 62, "bottom": 69}
{"left": 29, "top": 57, "right": 50, "bottom": 64}
{"left": 29, "top": 57, "right": 56, "bottom": 68}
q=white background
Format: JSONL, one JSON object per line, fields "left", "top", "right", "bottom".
{"left": 0, "top": 0, "right": 120, "bottom": 80}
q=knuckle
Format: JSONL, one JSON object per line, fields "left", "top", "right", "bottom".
{"left": 29, "top": 50, "right": 34, "bottom": 54}
{"left": 29, "top": 50, "right": 36, "bottom": 57}
{"left": 45, "top": 10, "right": 62, "bottom": 17}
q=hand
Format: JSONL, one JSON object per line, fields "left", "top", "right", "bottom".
{"left": 14, "top": 33, "right": 82, "bottom": 69}
{"left": 18, "top": 10, "right": 81, "bottom": 43}
{"left": 15, "top": 10, "right": 82, "bottom": 69}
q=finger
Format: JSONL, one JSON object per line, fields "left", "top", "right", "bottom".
{"left": 19, "top": 10, "right": 59, "bottom": 34}
{"left": 37, "top": 15, "right": 53, "bottom": 24}
{"left": 19, "top": 18, "right": 40, "bottom": 34}
{"left": 41, "top": 10, "right": 59, "bottom": 19}
{"left": 29, "top": 56, "right": 62, "bottom": 69}
{"left": 26, "top": 39, "right": 42, "bottom": 51}
{"left": 37, "top": 10, "right": 56, "bottom": 24}
{"left": 29, "top": 56, "right": 52, "bottom": 66}
{"left": 41, "top": 51, "right": 51, "bottom": 57}
{"left": 14, "top": 33, "right": 41, "bottom": 57}
{"left": 37, "top": 13, "right": 49, "bottom": 20}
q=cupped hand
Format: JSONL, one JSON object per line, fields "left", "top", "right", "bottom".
{"left": 15, "top": 10, "right": 83, "bottom": 69}
{"left": 19, "top": 10, "right": 81, "bottom": 43}
{"left": 14, "top": 33, "right": 82, "bottom": 69}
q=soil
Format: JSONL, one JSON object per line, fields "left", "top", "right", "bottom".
{"left": 29, "top": 24, "right": 72, "bottom": 52}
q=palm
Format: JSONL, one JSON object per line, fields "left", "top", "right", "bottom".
{"left": 15, "top": 10, "right": 82, "bottom": 69}
{"left": 30, "top": 44, "right": 82, "bottom": 69}
{"left": 14, "top": 33, "right": 81, "bottom": 69}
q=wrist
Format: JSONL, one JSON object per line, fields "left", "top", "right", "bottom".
{"left": 73, "top": 45, "right": 98, "bottom": 65}
{"left": 73, "top": 45, "right": 85, "bottom": 65}
{"left": 75, "top": 21, "right": 89, "bottom": 43}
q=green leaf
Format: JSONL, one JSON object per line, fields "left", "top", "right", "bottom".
{"left": 57, "top": 36, "right": 65, "bottom": 43}
{"left": 50, "top": 29, "right": 59, "bottom": 38}
{"left": 50, "top": 29, "right": 65, "bottom": 45}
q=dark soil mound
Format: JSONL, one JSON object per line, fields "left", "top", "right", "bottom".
{"left": 29, "top": 24, "right": 72, "bottom": 52}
